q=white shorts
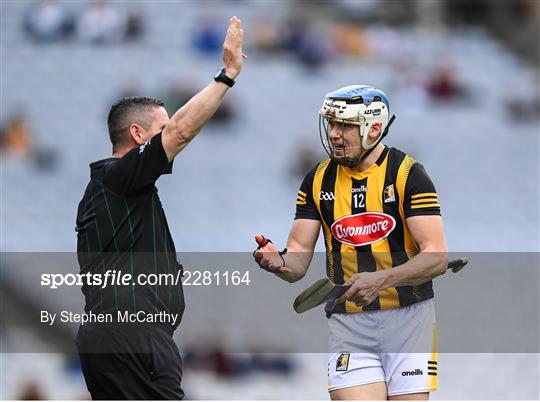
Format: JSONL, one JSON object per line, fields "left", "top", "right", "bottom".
{"left": 328, "top": 299, "right": 438, "bottom": 396}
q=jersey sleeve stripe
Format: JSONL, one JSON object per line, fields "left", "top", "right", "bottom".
{"left": 312, "top": 160, "right": 334, "bottom": 281}
{"left": 411, "top": 197, "right": 438, "bottom": 204}
{"left": 410, "top": 203, "right": 441, "bottom": 209}
{"left": 396, "top": 155, "right": 418, "bottom": 259}
{"left": 298, "top": 190, "right": 307, "bottom": 197}
{"left": 411, "top": 192, "right": 437, "bottom": 199}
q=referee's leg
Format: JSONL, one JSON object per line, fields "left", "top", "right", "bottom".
{"left": 76, "top": 323, "right": 184, "bottom": 400}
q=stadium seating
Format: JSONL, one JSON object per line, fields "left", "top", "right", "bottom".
{"left": 1, "top": 1, "right": 538, "bottom": 399}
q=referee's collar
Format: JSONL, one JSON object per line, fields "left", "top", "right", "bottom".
{"left": 90, "top": 157, "right": 117, "bottom": 176}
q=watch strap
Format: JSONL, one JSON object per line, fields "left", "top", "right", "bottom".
{"left": 214, "top": 68, "right": 235, "bottom": 87}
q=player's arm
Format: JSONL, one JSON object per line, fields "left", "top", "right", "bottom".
{"left": 161, "top": 17, "right": 244, "bottom": 162}
{"left": 254, "top": 218, "right": 320, "bottom": 283}
{"left": 254, "top": 165, "right": 322, "bottom": 282}
{"left": 336, "top": 215, "right": 447, "bottom": 305}
{"left": 337, "top": 162, "right": 447, "bottom": 305}
{"left": 382, "top": 215, "right": 448, "bottom": 287}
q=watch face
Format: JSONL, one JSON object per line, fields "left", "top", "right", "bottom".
{"left": 214, "top": 68, "right": 223, "bottom": 79}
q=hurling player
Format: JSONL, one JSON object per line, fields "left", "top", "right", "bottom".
{"left": 254, "top": 85, "right": 447, "bottom": 400}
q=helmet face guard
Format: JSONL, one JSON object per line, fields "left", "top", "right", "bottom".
{"left": 319, "top": 115, "right": 365, "bottom": 168}
{"left": 318, "top": 85, "right": 395, "bottom": 167}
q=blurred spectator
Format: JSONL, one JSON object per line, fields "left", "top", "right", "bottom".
{"left": 251, "top": 18, "right": 282, "bottom": 54}
{"left": 290, "top": 142, "right": 320, "bottom": 178}
{"left": 116, "top": 76, "right": 144, "bottom": 99}
{"left": 211, "top": 99, "right": 236, "bottom": 125}
{"left": 505, "top": 93, "right": 540, "bottom": 122}
{"left": 124, "top": 10, "right": 144, "bottom": 42}
{"left": 296, "top": 31, "right": 336, "bottom": 72}
{"left": 33, "top": 147, "right": 60, "bottom": 172}
{"left": 76, "top": 0, "right": 128, "bottom": 44}
{"left": 23, "top": 0, "right": 74, "bottom": 42}
{"left": 17, "top": 382, "right": 46, "bottom": 400}
{"left": 365, "top": 26, "right": 404, "bottom": 64}
{"left": 281, "top": 18, "right": 308, "bottom": 53}
{"left": 250, "top": 17, "right": 310, "bottom": 56}
{"left": 1, "top": 113, "right": 59, "bottom": 171}
{"left": 446, "top": 0, "right": 491, "bottom": 25}
{"left": 250, "top": 17, "right": 337, "bottom": 71}
{"left": 192, "top": 17, "right": 223, "bottom": 55}
{"left": 426, "top": 64, "right": 464, "bottom": 101}
{"left": 389, "top": 59, "right": 429, "bottom": 116}
{"left": 333, "top": 23, "right": 368, "bottom": 58}
{"left": 183, "top": 350, "right": 295, "bottom": 378}
{"left": 0, "top": 114, "right": 33, "bottom": 158}
{"left": 161, "top": 80, "right": 197, "bottom": 117}
{"left": 252, "top": 354, "right": 295, "bottom": 375}
{"left": 183, "top": 348, "right": 235, "bottom": 376}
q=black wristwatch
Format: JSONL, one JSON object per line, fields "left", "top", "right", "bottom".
{"left": 214, "top": 68, "right": 235, "bottom": 87}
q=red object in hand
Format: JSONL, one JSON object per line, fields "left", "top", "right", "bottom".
{"left": 255, "top": 234, "right": 270, "bottom": 247}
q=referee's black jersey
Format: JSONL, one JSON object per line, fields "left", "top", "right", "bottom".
{"left": 75, "top": 133, "right": 184, "bottom": 331}
{"left": 295, "top": 146, "right": 441, "bottom": 314}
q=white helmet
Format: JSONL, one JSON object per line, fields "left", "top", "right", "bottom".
{"left": 319, "top": 85, "right": 395, "bottom": 167}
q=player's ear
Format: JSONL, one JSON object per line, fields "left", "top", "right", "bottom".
{"left": 368, "top": 122, "right": 382, "bottom": 139}
{"left": 129, "top": 123, "right": 145, "bottom": 145}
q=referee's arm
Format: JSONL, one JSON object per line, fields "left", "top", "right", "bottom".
{"left": 162, "top": 17, "right": 244, "bottom": 162}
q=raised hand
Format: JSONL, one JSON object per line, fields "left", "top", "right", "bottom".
{"left": 222, "top": 16, "right": 244, "bottom": 80}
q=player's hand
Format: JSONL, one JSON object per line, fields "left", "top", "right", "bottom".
{"left": 222, "top": 16, "right": 244, "bottom": 80}
{"left": 335, "top": 271, "right": 386, "bottom": 306}
{"left": 253, "top": 234, "right": 292, "bottom": 274}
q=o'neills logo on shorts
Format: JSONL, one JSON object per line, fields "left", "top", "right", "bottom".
{"left": 331, "top": 212, "right": 396, "bottom": 247}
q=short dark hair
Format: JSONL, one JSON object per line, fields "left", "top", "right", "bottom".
{"left": 107, "top": 96, "right": 165, "bottom": 148}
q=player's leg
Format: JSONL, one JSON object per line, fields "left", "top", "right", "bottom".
{"left": 328, "top": 313, "right": 388, "bottom": 400}
{"left": 330, "top": 381, "right": 388, "bottom": 400}
{"left": 383, "top": 351, "right": 436, "bottom": 400}
{"left": 380, "top": 299, "right": 438, "bottom": 399}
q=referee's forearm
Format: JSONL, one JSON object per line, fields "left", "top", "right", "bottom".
{"left": 168, "top": 81, "right": 230, "bottom": 142}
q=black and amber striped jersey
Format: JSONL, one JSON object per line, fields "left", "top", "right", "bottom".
{"left": 295, "top": 146, "right": 441, "bottom": 314}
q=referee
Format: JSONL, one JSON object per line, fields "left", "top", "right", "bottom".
{"left": 74, "top": 17, "right": 244, "bottom": 400}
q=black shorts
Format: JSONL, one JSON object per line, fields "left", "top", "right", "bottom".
{"left": 76, "top": 323, "right": 184, "bottom": 400}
